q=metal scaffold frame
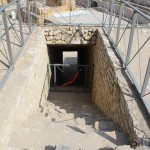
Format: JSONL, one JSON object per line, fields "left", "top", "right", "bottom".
{"left": 0, "top": 0, "right": 36, "bottom": 91}
{"left": 102, "top": 0, "right": 150, "bottom": 115}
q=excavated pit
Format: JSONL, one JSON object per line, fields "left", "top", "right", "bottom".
{"left": 45, "top": 26, "right": 133, "bottom": 135}
{"left": 43, "top": 26, "right": 131, "bottom": 148}
{"left": 4, "top": 26, "right": 150, "bottom": 149}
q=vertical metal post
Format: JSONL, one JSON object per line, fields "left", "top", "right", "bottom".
{"left": 108, "top": 0, "right": 114, "bottom": 34}
{"left": 115, "top": 3, "right": 124, "bottom": 46}
{"left": 31, "top": 1, "right": 33, "bottom": 24}
{"left": 35, "top": 0, "right": 38, "bottom": 24}
{"left": 54, "top": 65, "right": 57, "bottom": 91}
{"left": 125, "top": 13, "right": 137, "bottom": 65}
{"left": 26, "top": 0, "right": 32, "bottom": 33}
{"left": 3, "top": 10, "right": 14, "bottom": 65}
{"left": 48, "top": 65, "right": 51, "bottom": 90}
{"left": 17, "top": 1, "right": 24, "bottom": 46}
{"left": 141, "top": 58, "right": 150, "bottom": 96}
{"left": 102, "top": 0, "right": 106, "bottom": 26}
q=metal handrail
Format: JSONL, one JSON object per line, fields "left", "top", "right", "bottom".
{"left": 102, "top": 0, "right": 150, "bottom": 115}
{"left": 0, "top": 0, "right": 18, "bottom": 12}
{"left": 122, "top": 0, "right": 150, "bottom": 21}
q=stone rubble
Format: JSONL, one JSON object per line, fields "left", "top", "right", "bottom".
{"left": 45, "top": 26, "right": 97, "bottom": 45}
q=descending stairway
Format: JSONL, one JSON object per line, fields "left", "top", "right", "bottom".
{"left": 8, "top": 92, "right": 129, "bottom": 150}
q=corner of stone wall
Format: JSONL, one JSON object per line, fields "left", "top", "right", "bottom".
{"left": 39, "top": 65, "right": 51, "bottom": 110}
{"left": 91, "top": 29, "right": 150, "bottom": 139}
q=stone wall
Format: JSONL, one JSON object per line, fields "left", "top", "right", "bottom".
{"left": 45, "top": 26, "right": 97, "bottom": 45}
{"left": 90, "top": 30, "right": 150, "bottom": 138}
{"left": 0, "top": 28, "right": 50, "bottom": 146}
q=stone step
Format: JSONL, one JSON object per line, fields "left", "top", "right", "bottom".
{"left": 8, "top": 93, "right": 128, "bottom": 149}
{"left": 43, "top": 104, "right": 119, "bottom": 132}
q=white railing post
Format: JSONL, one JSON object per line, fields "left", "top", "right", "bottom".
{"left": 125, "top": 13, "right": 137, "bottom": 65}
{"left": 115, "top": 3, "right": 124, "bottom": 46}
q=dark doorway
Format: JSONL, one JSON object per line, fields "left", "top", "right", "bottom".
{"left": 91, "top": 1, "right": 98, "bottom": 7}
{"left": 47, "top": 45, "right": 93, "bottom": 92}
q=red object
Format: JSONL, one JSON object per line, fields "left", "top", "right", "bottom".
{"left": 62, "top": 69, "right": 82, "bottom": 86}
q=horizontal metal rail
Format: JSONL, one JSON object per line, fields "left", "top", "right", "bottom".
{"left": 102, "top": 0, "right": 150, "bottom": 115}
{"left": 49, "top": 64, "right": 89, "bottom": 67}
{"left": 0, "top": 0, "right": 18, "bottom": 12}
{"left": 122, "top": 0, "right": 150, "bottom": 21}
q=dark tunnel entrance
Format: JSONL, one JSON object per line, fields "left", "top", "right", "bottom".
{"left": 91, "top": 1, "right": 98, "bottom": 7}
{"left": 47, "top": 45, "right": 93, "bottom": 92}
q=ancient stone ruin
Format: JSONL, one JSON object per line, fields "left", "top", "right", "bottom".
{"left": 45, "top": 26, "right": 97, "bottom": 44}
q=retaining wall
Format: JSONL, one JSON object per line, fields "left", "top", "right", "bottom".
{"left": 90, "top": 30, "right": 150, "bottom": 138}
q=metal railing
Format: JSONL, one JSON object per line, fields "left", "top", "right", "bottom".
{"left": 0, "top": 0, "right": 36, "bottom": 91}
{"left": 102, "top": 0, "right": 150, "bottom": 115}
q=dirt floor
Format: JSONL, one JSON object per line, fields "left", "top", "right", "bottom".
{"left": 8, "top": 92, "right": 128, "bottom": 150}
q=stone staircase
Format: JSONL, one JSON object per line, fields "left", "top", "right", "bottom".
{"left": 8, "top": 92, "right": 130, "bottom": 150}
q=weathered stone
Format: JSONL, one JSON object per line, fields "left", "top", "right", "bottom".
{"left": 47, "top": 36, "right": 53, "bottom": 41}
{"left": 90, "top": 41, "right": 96, "bottom": 45}
{"left": 83, "top": 30, "right": 88, "bottom": 34}
{"left": 64, "top": 36, "right": 71, "bottom": 43}
{"left": 89, "top": 28, "right": 93, "bottom": 32}
{"left": 82, "top": 41, "right": 89, "bottom": 44}
{"left": 44, "top": 27, "right": 97, "bottom": 45}
{"left": 44, "top": 32, "right": 49, "bottom": 36}
{"left": 94, "top": 121, "right": 99, "bottom": 130}
{"left": 61, "top": 35, "right": 65, "bottom": 41}
{"left": 55, "top": 34, "right": 62, "bottom": 40}
{"left": 72, "top": 40, "right": 81, "bottom": 44}
{"left": 76, "top": 118, "right": 86, "bottom": 125}
{"left": 92, "top": 36, "right": 97, "bottom": 41}
{"left": 67, "top": 31, "right": 72, "bottom": 35}
{"left": 49, "top": 31, "right": 53, "bottom": 36}
{"left": 55, "top": 40, "right": 66, "bottom": 44}
{"left": 84, "top": 35, "right": 90, "bottom": 40}
{"left": 47, "top": 40, "right": 55, "bottom": 44}
{"left": 61, "top": 30, "right": 66, "bottom": 35}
